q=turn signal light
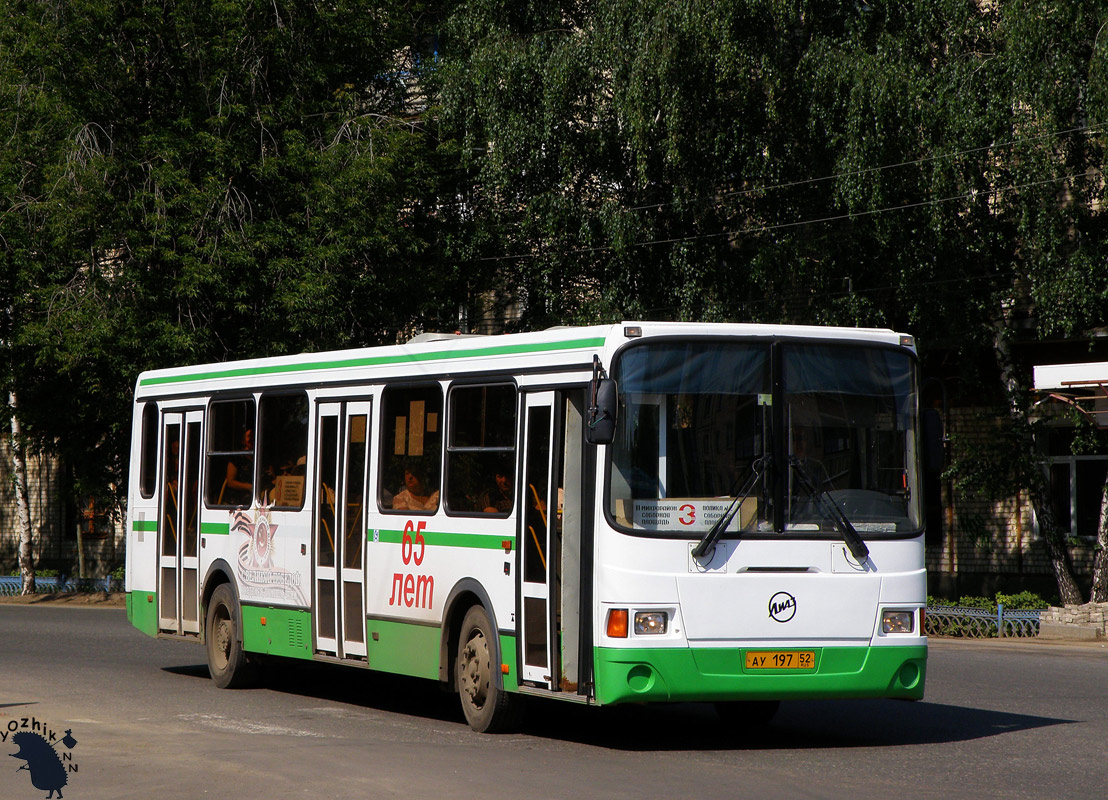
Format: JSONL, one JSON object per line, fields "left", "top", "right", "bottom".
{"left": 607, "top": 609, "right": 629, "bottom": 638}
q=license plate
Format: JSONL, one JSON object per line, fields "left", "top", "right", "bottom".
{"left": 744, "top": 650, "right": 816, "bottom": 670}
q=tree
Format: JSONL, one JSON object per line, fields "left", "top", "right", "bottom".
{"left": 438, "top": 0, "right": 1108, "bottom": 602}
{"left": 0, "top": 0, "right": 463, "bottom": 569}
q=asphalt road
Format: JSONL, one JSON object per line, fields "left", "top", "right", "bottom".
{"left": 2, "top": 604, "right": 1107, "bottom": 800}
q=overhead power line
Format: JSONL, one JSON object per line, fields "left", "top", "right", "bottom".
{"left": 479, "top": 168, "right": 1096, "bottom": 262}
{"left": 624, "top": 123, "right": 1101, "bottom": 213}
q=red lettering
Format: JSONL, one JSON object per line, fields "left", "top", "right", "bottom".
{"left": 402, "top": 523, "right": 413, "bottom": 565}
{"left": 403, "top": 574, "right": 415, "bottom": 607}
{"left": 416, "top": 574, "right": 434, "bottom": 609}
{"left": 389, "top": 573, "right": 404, "bottom": 605}
{"left": 679, "top": 504, "right": 696, "bottom": 526}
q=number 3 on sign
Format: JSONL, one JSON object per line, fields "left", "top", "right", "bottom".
{"left": 679, "top": 504, "right": 695, "bottom": 526}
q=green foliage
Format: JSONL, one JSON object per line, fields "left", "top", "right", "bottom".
{"left": 996, "top": 590, "right": 1052, "bottom": 610}
{"left": 928, "top": 591, "right": 1052, "bottom": 610}
{"left": 3, "top": 0, "right": 1108, "bottom": 584}
{"left": 0, "top": 0, "right": 462, "bottom": 508}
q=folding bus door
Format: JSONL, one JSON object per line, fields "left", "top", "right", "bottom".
{"left": 519, "top": 391, "right": 558, "bottom": 687}
{"left": 157, "top": 409, "right": 203, "bottom": 634}
{"left": 313, "top": 401, "right": 371, "bottom": 659}
{"left": 518, "top": 389, "right": 587, "bottom": 692}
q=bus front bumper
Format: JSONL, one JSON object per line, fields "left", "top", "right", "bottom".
{"left": 593, "top": 644, "right": 926, "bottom": 706}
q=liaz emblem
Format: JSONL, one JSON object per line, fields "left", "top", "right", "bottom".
{"left": 768, "top": 591, "right": 797, "bottom": 622}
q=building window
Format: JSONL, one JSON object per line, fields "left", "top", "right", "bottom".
{"left": 1039, "top": 425, "right": 1108, "bottom": 537}
{"left": 1047, "top": 456, "right": 1108, "bottom": 536}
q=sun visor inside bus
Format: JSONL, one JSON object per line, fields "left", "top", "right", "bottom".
{"left": 784, "top": 346, "right": 913, "bottom": 400}
{"left": 615, "top": 344, "right": 769, "bottom": 395}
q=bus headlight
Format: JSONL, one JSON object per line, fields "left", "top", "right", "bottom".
{"left": 634, "top": 611, "right": 668, "bottom": 635}
{"left": 882, "top": 610, "right": 914, "bottom": 634}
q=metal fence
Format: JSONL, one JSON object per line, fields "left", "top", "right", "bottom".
{"left": 0, "top": 580, "right": 1045, "bottom": 639}
{"left": 925, "top": 605, "right": 1042, "bottom": 638}
{"left": 0, "top": 576, "right": 121, "bottom": 597}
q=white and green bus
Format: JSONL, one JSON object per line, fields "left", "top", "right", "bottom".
{"left": 125, "top": 322, "right": 927, "bottom": 731}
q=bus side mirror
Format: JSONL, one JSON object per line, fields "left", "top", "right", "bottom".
{"left": 586, "top": 378, "right": 617, "bottom": 445}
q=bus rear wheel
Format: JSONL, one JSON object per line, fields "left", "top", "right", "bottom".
{"left": 205, "top": 584, "right": 259, "bottom": 689}
{"left": 455, "top": 605, "right": 523, "bottom": 732}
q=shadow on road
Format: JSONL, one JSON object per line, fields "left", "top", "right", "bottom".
{"left": 519, "top": 698, "right": 1072, "bottom": 751}
{"left": 160, "top": 658, "right": 1070, "bottom": 751}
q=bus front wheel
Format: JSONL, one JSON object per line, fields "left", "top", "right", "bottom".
{"left": 455, "top": 605, "right": 523, "bottom": 732}
{"left": 205, "top": 584, "right": 259, "bottom": 689}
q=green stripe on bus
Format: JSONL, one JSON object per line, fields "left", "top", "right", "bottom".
{"left": 132, "top": 519, "right": 158, "bottom": 532}
{"left": 201, "top": 522, "right": 231, "bottom": 535}
{"left": 139, "top": 336, "right": 606, "bottom": 387}
{"left": 370, "top": 528, "right": 514, "bottom": 550}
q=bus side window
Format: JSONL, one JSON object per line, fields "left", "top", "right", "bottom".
{"left": 206, "top": 398, "right": 257, "bottom": 508}
{"left": 378, "top": 385, "right": 443, "bottom": 513}
{"left": 139, "top": 403, "right": 159, "bottom": 499}
{"left": 257, "top": 393, "right": 308, "bottom": 509}
{"left": 445, "top": 384, "right": 517, "bottom": 516}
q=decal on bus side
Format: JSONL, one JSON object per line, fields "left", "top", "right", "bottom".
{"left": 389, "top": 520, "right": 434, "bottom": 610}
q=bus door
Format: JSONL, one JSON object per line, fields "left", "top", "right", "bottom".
{"left": 157, "top": 409, "right": 203, "bottom": 635}
{"left": 313, "top": 401, "right": 371, "bottom": 659}
{"left": 518, "top": 389, "right": 586, "bottom": 690}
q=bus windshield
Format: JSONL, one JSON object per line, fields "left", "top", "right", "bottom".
{"left": 607, "top": 340, "right": 921, "bottom": 537}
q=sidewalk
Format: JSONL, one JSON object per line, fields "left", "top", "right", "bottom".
{"left": 0, "top": 591, "right": 126, "bottom": 607}
{"left": 929, "top": 635, "right": 1108, "bottom": 654}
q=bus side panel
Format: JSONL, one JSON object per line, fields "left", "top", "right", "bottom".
{"left": 365, "top": 618, "right": 441, "bottom": 680}
{"left": 127, "top": 591, "right": 159, "bottom": 637}
{"left": 241, "top": 605, "right": 313, "bottom": 660}
{"left": 126, "top": 399, "right": 159, "bottom": 636}
{"left": 363, "top": 522, "right": 517, "bottom": 684}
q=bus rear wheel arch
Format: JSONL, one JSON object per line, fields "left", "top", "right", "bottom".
{"left": 455, "top": 604, "right": 523, "bottom": 732}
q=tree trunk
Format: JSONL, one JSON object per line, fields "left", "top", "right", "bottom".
{"left": 9, "top": 391, "right": 35, "bottom": 595}
{"left": 1090, "top": 477, "right": 1108, "bottom": 602}
{"left": 992, "top": 315, "right": 1083, "bottom": 605}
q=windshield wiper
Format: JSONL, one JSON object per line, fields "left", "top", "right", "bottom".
{"left": 788, "top": 457, "right": 869, "bottom": 562}
{"left": 691, "top": 457, "right": 768, "bottom": 559}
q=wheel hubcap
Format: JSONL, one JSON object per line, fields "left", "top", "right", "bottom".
{"left": 460, "top": 630, "right": 489, "bottom": 709}
{"left": 214, "top": 616, "right": 232, "bottom": 668}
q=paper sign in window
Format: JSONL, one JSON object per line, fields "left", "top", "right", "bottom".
{"left": 409, "top": 401, "right": 425, "bottom": 456}
{"left": 350, "top": 415, "right": 367, "bottom": 444}
{"left": 394, "top": 417, "right": 407, "bottom": 456}
{"left": 274, "top": 475, "right": 305, "bottom": 506}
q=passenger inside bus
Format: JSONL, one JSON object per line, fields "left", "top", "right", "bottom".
{"left": 478, "top": 463, "right": 513, "bottom": 514}
{"left": 219, "top": 427, "right": 254, "bottom": 506}
{"left": 392, "top": 464, "right": 439, "bottom": 511}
